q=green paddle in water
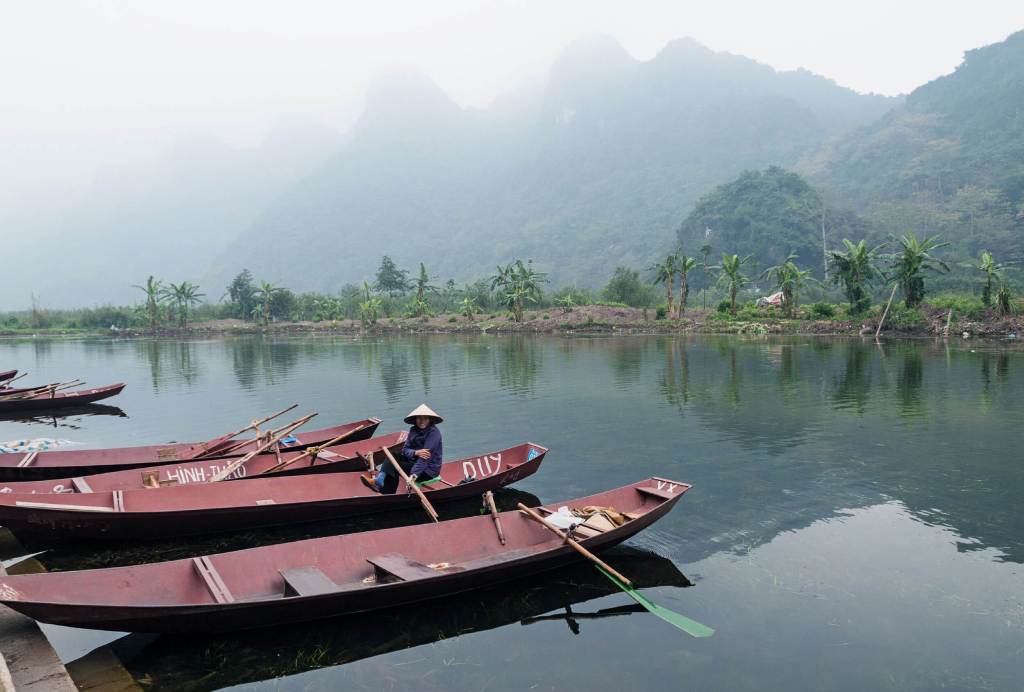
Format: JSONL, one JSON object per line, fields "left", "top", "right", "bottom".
{"left": 516, "top": 503, "right": 713, "bottom": 638}
{"left": 595, "top": 565, "right": 714, "bottom": 638}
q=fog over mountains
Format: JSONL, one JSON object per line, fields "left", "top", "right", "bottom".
{"left": 8, "top": 30, "right": 1023, "bottom": 309}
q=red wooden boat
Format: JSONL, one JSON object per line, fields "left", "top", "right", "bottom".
{"left": 0, "top": 477, "right": 688, "bottom": 632}
{"left": 0, "top": 442, "right": 549, "bottom": 539}
{"left": 0, "top": 369, "right": 16, "bottom": 383}
{"left": 0, "top": 418, "right": 381, "bottom": 481}
{"left": 0, "top": 383, "right": 125, "bottom": 413}
{"left": 0, "top": 431, "right": 408, "bottom": 495}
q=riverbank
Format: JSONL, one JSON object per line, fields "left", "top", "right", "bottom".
{"left": 5, "top": 304, "right": 1019, "bottom": 340}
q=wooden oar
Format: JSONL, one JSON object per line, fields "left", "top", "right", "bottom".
{"left": 517, "top": 503, "right": 631, "bottom": 585}
{"left": 188, "top": 404, "right": 299, "bottom": 459}
{"left": 516, "top": 503, "right": 714, "bottom": 638}
{"left": 382, "top": 447, "right": 438, "bottom": 522}
{"left": 1, "top": 373, "right": 27, "bottom": 387}
{"left": 483, "top": 491, "right": 506, "bottom": 544}
{"left": 208, "top": 414, "right": 316, "bottom": 482}
{"left": 3, "top": 379, "right": 83, "bottom": 401}
{"left": 258, "top": 423, "right": 372, "bottom": 475}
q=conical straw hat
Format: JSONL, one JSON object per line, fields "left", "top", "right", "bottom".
{"left": 404, "top": 403, "right": 443, "bottom": 425}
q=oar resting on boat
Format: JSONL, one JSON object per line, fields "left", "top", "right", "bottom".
{"left": 0, "top": 431, "right": 409, "bottom": 495}
{"left": 0, "top": 477, "right": 689, "bottom": 633}
{"left": 0, "top": 417, "right": 383, "bottom": 480}
{"left": 0, "top": 442, "right": 549, "bottom": 540}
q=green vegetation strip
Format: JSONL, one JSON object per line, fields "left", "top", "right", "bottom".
{"left": 596, "top": 565, "right": 714, "bottom": 638}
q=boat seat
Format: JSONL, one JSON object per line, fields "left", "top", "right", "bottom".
{"left": 636, "top": 485, "right": 676, "bottom": 500}
{"left": 366, "top": 553, "right": 439, "bottom": 583}
{"left": 280, "top": 566, "right": 338, "bottom": 597}
{"left": 71, "top": 477, "right": 93, "bottom": 494}
{"left": 193, "top": 556, "right": 235, "bottom": 604}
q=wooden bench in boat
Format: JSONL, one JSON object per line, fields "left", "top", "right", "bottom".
{"left": 71, "top": 477, "right": 93, "bottom": 494}
{"left": 280, "top": 566, "right": 337, "bottom": 597}
{"left": 636, "top": 485, "right": 676, "bottom": 500}
{"left": 193, "top": 556, "right": 235, "bottom": 604}
{"left": 366, "top": 553, "right": 439, "bottom": 583}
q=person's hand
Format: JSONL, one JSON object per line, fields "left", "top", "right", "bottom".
{"left": 415, "top": 449, "right": 431, "bottom": 459}
{"left": 407, "top": 475, "right": 417, "bottom": 493}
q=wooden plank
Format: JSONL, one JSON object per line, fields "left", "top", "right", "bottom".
{"left": 636, "top": 485, "right": 676, "bottom": 500}
{"left": 14, "top": 501, "right": 114, "bottom": 513}
{"left": 70, "top": 477, "right": 93, "bottom": 494}
{"left": 112, "top": 490, "right": 125, "bottom": 512}
{"left": 366, "top": 553, "right": 439, "bottom": 582}
{"left": 280, "top": 566, "right": 337, "bottom": 597}
{"left": 16, "top": 452, "right": 38, "bottom": 468}
{"left": 192, "top": 556, "right": 235, "bottom": 604}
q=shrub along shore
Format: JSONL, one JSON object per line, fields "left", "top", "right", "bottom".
{"left": 2, "top": 299, "right": 1021, "bottom": 340}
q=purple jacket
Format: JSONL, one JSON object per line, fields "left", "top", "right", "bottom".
{"left": 402, "top": 424, "right": 442, "bottom": 477}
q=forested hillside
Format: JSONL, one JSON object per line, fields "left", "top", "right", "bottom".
{"left": 676, "top": 167, "right": 872, "bottom": 288}
{"left": 803, "top": 29, "right": 1024, "bottom": 267}
{"left": 213, "top": 36, "right": 894, "bottom": 293}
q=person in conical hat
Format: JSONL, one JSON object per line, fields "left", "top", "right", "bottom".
{"left": 363, "top": 403, "right": 443, "bottom": 494}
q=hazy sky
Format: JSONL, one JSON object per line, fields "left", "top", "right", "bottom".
{"left": 3, "top": 0, "right": 1023, "bottom": 191}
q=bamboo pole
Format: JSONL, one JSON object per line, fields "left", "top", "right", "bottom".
{"left": 1, "top": 373, "right": 27, "bottom": 387}
{"left": 3, "top": 379, "right": 83, "bottom": 401}
{"left": 517, "top": 503, "right": 632, "bottom": 586}
{"left": 189, "top": 404, "right": 299, "bottom": 459}
{"left": 208, "top": 414, "right": 316, "bottom": 482}
{"left": 260, "top": 423, "right": 371, "bottom": 475}
{"left": 382, "top": 447, "right": 439, "bottom": 522}
{"left": 875, "top": 284, "right": 898, "bottom": 341}
{"left": 483, "top": 490, "right": 506, "bottom": 544}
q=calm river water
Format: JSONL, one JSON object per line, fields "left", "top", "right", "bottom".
{"left": 0, "top": 334, "right": 1021, "bottom": 691}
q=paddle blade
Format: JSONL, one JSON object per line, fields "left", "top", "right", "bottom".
{"left": 596, "top": 565, "right": 714, "bottom": 638}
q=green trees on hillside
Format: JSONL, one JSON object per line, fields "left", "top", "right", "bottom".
{"left": 162, "top": 281, "right": 205, "bottom": 328}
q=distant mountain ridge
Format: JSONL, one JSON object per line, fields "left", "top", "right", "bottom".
{"left": 211, "top": 36, "right": 896, "bottom": 294}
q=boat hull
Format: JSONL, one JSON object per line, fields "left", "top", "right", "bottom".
{"left": 0, "top": 443, "right": 548, "bottom": 539}
{"left": 0, "top": 478, "right": 686, "bottom": 632}
{"left": 0, "top": 418, "right": 381, "bottom": 480}
{"left": 0, "top": 383, "right": 125, "bottom": 413}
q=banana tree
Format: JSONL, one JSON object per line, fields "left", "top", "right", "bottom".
{"left": 712, "top": 254, "right": 753, "bottom": 315}
{"left": 650, "top": 254, "right": 678, "bottom": 319}
{"left": 828, "top": 239, "right": 886, "bottom": 313}
{"left": 133, "top": 276, "right": 164, "bottom": 330}
{"left": 888, "top": 232, "right": 949, "bottom": 308}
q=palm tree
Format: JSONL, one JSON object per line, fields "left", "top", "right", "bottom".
{"left": 133, "top": 276, "right": 164, "bottom": 330}
{"left": 677, "top": 256, "right": 698, "bottom": 316}
{"left": 969, "top": 250, "right": 1013, "bottom": 307}
{"left": 411, "top": 263, "right": 439, "bottom": 317}
{"left": 712, "top": 254, "right": 753, "bottom": 315}
{"left": 161, "top": 281, "right": 204, "bottom": 328}
{"left": 762, "top": 253, "right": 815, "bottom": 318}
{"left": 489, "top": 259, "right": 548, "bottom": 322}
{"left": 650, "top": 254, "right": 678, "bottom": 319}
{"left": 828, "top": 239, "right": 886, "bottom": 313}
{"left": 253, "top": 280, "right": 284, "bottom": 326}
{"left": 888, "top": 232, "right": 950, "bottom": 308}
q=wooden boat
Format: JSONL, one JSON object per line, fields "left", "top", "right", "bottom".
{"left": 0, "top": 418, "right": 381, "bottom": 481}
{"left": 0, "top": 383, "right": 125, "bottom": 413}
{"left": 0, "top": 477, "right": 686, "bottom": 632}
{"left": 0, "top": 442, "right": 550, "bottom": 540}
{"left": 111, "top": 547, "right": 689, "bottom": 687}
{"left": 0, "top": 369, "right": 16, "bottom": 383}
{"left": 0, "top": 431, "right": 408, "bottom": 495}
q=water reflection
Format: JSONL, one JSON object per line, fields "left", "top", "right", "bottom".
{"left": 832, "top": 341, "right": 872, "bottom": 413}
{"left": 0, "top": 404, "right": 126, "bottom": 429}
{"left": 106, "top": 547, "right": 690, "bottom": 692}
{"left": 229, "top": 338, "right": 299, "bottom": 389}
{"left": 896, "top": 347, "right": 925, "bottom": 417}
{"left": 493, "top": 335, "right": 541, "bottom": 394}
